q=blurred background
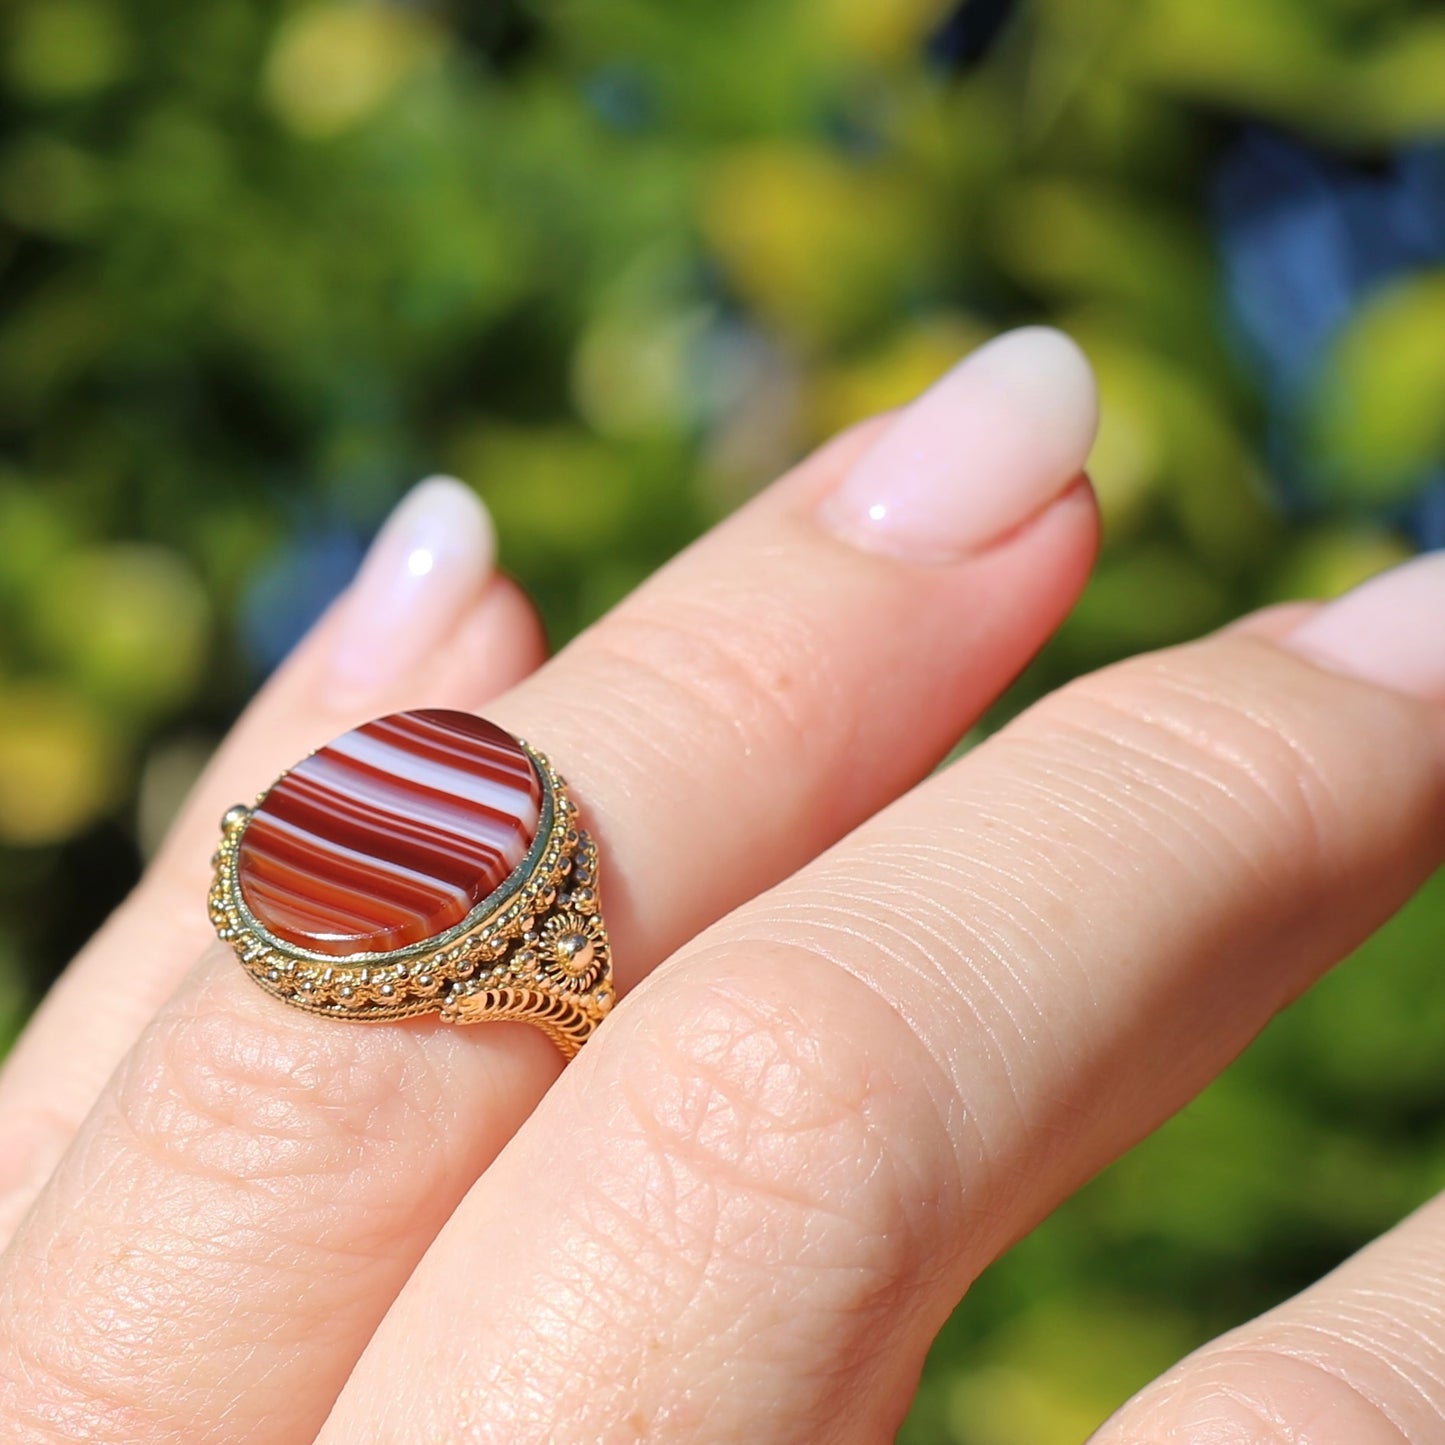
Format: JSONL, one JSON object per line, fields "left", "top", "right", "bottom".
{"left": 2, "top": 0, "right": 1444, "bottom": 1437}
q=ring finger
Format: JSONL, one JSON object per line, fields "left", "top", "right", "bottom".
{"left": 0, "top": 477, "right": 545, "bottom": 1242}
{"left": 0, "top": 328, "right": 1100, "bottom": 1444}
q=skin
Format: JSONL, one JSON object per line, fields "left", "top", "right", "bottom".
{"left": 1, "top": 331, "right": 1444, "bottom": 1444}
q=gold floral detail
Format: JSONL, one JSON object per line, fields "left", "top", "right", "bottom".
{"left": 535, "top": 910, "right": 609, "bottom": 994}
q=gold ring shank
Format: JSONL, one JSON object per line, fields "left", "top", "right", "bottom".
{"left": 209, "top": 742, "right": 613, "bottom": 1060}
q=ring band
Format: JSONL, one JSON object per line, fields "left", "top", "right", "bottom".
{"left": 209, "top": 709, "right": 613, "bottom": 1058}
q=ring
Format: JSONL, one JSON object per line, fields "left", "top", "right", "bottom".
{"left": 208, "top": 709, "right": 613, "bottom": 1058}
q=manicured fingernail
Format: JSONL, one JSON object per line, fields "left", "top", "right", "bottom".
{"left": 821, "top": 326, "right": 1099, "bottom": 562}
{"left": 1283, "top": 551, "right": 1445, "bottom": 700}
{"left": 327, "top": 476, "right": 496, "bottom": 698}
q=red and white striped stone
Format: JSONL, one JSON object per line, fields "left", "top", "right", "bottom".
{"left": 236, "top": 709, "right": 543, "bottom": 956}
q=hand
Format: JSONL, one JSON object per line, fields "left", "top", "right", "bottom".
{"left": 1, "top": 327, "right": 1442, "bottom": 1445}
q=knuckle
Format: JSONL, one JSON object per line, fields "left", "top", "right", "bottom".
{"left": 0, "top": 1315, "right": 154, "bottom": 1443}
{"left": 632, "top": 971, "right": 875, "bottom": 1194}
{"left": 497, "top": 945, "right": 959, "bottom": 1436}
{"left": 116, "top": 960, "right": 444, "bottom": 1193}
{"left": 588, "top": 944, "right": 957, "bottom": 1315}
{"left": 0, "top": 967, "right": 452, "bottom": 1438}
{"left": 723, "top": 858, "right": 1084, "bottom": 1199}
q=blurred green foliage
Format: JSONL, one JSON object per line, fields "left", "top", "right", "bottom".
{"left": 1, "top": 1, "right": 1443, "bottom": 1439}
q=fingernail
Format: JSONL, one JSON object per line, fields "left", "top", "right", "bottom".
{"left": 1283, "top": 551, "right": 1445, "bottom": 700}
{"left": 821, "top": 326, "right": 1099, "bottom": 562}
{"left": 327, "top": 476, "right": 496, "bottom": 698}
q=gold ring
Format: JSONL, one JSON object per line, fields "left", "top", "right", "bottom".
{"left": 209, "top": 709, "right": 613, "bottom": 1058}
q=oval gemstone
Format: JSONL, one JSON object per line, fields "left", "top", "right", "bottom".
{"left": 236, "top": 709, "right": 543, "bottom": 956}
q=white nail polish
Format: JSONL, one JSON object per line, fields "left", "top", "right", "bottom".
{"left": 327, "top": 477, "right": 496, "bottom": 699}
{"left": 1284, "top": 551, "right": 1445, "bottom": 701}
{"left": 821, "top": 327, "right": 1100, "bottom": 562}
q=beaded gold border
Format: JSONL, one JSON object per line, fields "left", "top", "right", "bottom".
{"left": 209, "top": 740, "right": 614, "bottom": 1053}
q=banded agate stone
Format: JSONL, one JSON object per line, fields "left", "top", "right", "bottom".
{"left": 236, "top": 709, "right": 543, "bottom": 956}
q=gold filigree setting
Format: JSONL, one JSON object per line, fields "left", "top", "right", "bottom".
{"left": 209, "top": 742, "right": 613, "bottom": 1058}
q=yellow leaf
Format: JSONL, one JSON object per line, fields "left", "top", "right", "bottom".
{"left": 1310, "top": 270, "right": 1445, "bottom": 504}
{"left": 1124, "top": 0, "right": 1344, "bottom": 120}
{"left": 264, "top": 2, "right": 443, "bottom": 138}
{"left": 803, "top": 0, "right": 955, "bottom": 63}
{"left": 31, "top": 544, "right": 210, "bottom": 719}
{"left": 0, "top": 683, "right": 119, "bottom": 846}
{"left": 701, "top": 144, "right": 929, "bottom": 348}
{"left": 1354, "top": 17, "right": 1445, "bottom": 139}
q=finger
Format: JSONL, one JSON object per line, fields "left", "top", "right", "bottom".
{"left": 1089, "top": 564, "right": 1445, "bottom": 1445}
{"left": 315, "top": 557, "right": 1445, "bottom": 1445}
{"left": 0, "top": 329, "right": 1102, "bottom": 1444}
{"left": 0, "top": 478, "right": 546, "bottom": 1241}
{"left": 1090, "top": 1191, "right": 1445, "bottom": 1445}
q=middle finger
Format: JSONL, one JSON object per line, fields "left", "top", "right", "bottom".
{"left": 319, "top": 557, "right": 1445, "bottom": 1444}
{"left": 0, "top": 329, "right": 1099, "bottom": 1444}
